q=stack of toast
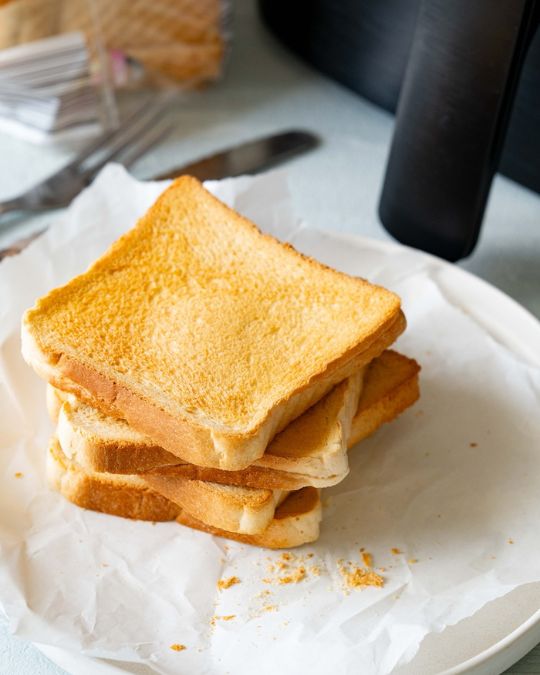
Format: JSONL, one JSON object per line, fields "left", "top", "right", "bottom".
{"left": 22, "top": 176, "right": 420, "bottom": 549}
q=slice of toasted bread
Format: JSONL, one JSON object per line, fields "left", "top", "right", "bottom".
{"left": 52, "top": 367, "right": 363, "bottom": 482}
{"left": 349, "top": 349, "right": 420, "bottom": 447}
{"left": 22, "top": 175, "right": 404, "bottom": 470}
{"left": 177, "top": 487, "right": 322, "bottom": 549}
{"left": 50, "top": 351, "right": 419, "bottom": 489}
{"left": 47, "top": 436, "right": 180, "bottom": 522}
{"left": 47, "top": 439, "right": 320, "bottom": 548}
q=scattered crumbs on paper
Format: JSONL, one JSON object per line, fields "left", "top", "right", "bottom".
{"left": 491, "top": 555, "right": 496, "bottom": 560}
{"left": 408, "top": 558, "right": 418, "bottom": 564}
{"left": 391, "top": 548, "right": 402, "bottom": 555}
{"left": 101, "top": 563, "right": 109, "bottom": 567}
{"left": 170, "top": 644, "right": 186, "bottom": 652}
{"left": 264, "top": 604, "right": 278, "bottom": 612}
{"left": 14, "top": 472, "right": 23, "bottom": 479}
{"left": 262, "top": 552, "right": 323, "bottom": 587}
{"left": 508, "top": 538, "right": 514, "bottom": 545}
{"left": 217, "top": 576, "right": 240, "bottom": 590}
{"left": 211, "top": 615, "right": 236, "bottom": 625}
{"left": 378, "top": 567, "right": 386, "bottom": 572}
{"left": 361, "top": 552, "right": 373, "bottom": 568}
{"left": 279, "top": 566, "right": 306, "bottom": 585}
{"left": 469, "top": 442, "right": 478, "bottom": 448}
{"left": 338, "top": 562, "right": 384, "bottom": 591}
{"left": 359, "top": 547, "right": 365, "bottom": 552}
{"left": 437, "top": 514, "right": 442, "bottom": 519}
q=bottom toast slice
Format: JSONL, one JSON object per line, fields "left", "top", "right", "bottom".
{"left": 47, "top": 438, "right": 320, "bottom": 548}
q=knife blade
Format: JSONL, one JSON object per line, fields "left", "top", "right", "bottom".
{"left": 153, "top": 130, "right": 319, "bottom": 181}
{"left": 0, "top": 129, "right": 320, "bottom": 261}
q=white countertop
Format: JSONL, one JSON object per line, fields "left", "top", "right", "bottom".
{"left": 1, "top": 1, "right": 539, "bottom": 673}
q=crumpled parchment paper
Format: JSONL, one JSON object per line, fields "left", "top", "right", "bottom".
{"left": 1, "top": 165, "right": 540, "bottom": 675}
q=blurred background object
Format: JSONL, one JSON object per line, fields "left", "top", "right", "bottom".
{"left": 0, "top": 0, "right": 230, "bottom": 143}
{"left": 260, "top": 0, "right": 540, "bottom": 260}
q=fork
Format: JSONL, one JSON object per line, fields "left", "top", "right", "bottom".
{"left": 0, "top": 98, "right": 174, "bottom": 217}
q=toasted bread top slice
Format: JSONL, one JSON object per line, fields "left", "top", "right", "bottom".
{"left": 23, "top": 176, "right": 403, "bottom": 469}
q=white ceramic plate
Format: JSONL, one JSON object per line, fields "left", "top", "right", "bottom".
{"left": 16, "top": 232, "right": 540, "bottom": 674}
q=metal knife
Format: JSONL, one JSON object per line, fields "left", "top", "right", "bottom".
{"left": 0, "top": 129, "right": 319, "bottom": 261}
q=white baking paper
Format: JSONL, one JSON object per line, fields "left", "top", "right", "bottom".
{"left": 1, "top": 165, "right": 540, "bottom": 675}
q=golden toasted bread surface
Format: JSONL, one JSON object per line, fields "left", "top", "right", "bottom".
{"left": 23, "top": 176, "right": 402, "bottom": 469}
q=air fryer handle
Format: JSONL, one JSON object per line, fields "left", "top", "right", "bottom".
{"left": 378, "top": 0, "right": 539, "bottom": 261}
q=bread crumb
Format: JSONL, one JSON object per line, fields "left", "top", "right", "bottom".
{"left": 281, "top": 552, "right": 294, "bottom": 561}
{"left": 217, "top": 576, "right": 240, "bottom": 590}
{"left": 339, "top": 563, "right": 384, "bottom": 589}
{"left": 361, "top": 552, "right": 373, "bottom": 567}
{"left": 391, "top": 548, "right": 402, "bottom": 555}
{"left": 408, "top": 558, "right": 418, "bottom": 564}
{"left": 170, "top": 644, "right": 186, "bottom": 652}
{"left": 508, "top": 538, "right": 514, "bottom": 544}
{"left": 211, "top": 615, "right": 236, "bottom": 624}
{"left": 14, "top": 472, "right": 23, "bottom": 479}
{"left": 469, "top": 442, "right": 478, "bottom": 448}
{"left": 278, "top": 566, "right": 306, "bottom": 584}
{"left": 264, "top": 604, "right": 278, "bottom": 612}
{"left": 309, "top": 565, "right": 321, "bottom": 577}
{"left": 306, "top": 553, "right": 314, "bottom": 558}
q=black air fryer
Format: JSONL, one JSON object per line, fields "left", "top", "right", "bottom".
{"left": 259, "top": 0, "right": 540, "bottom": 261}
